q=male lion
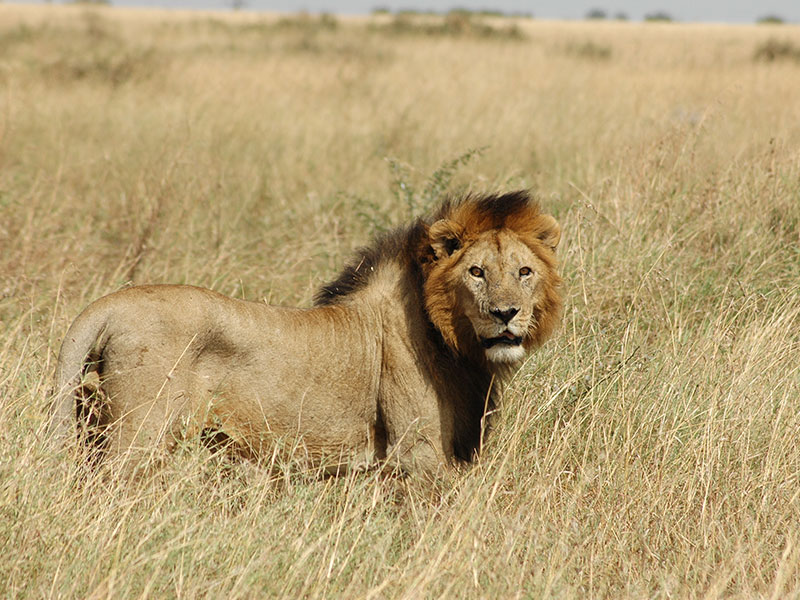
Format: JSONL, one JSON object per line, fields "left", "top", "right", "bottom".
{"left": 50, "top": 191, "right": 562, "bottom": 479}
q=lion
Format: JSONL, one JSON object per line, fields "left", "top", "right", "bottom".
{"left": 49, "top": 191, "right": 562, "bottom": 479}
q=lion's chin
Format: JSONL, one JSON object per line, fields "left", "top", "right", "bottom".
{"left": 484, "top": 343, "right": 526, "bottom": 364}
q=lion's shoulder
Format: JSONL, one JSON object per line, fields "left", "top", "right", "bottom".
{"left": 313, "top": 221, "right": 428, "bottom": 306}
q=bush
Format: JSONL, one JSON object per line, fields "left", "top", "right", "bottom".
{"left": 644, "top": 11, "right": 673, "bottom": 22}
{"left": 757, "top": 15, "right": 785, "bottom": 25}
{"left": 754, "top": 38, "right": 800, "bottom": 62}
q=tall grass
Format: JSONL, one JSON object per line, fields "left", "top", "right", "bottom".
{"left": 1, "top": 4, "right": 800, "bottom": 597}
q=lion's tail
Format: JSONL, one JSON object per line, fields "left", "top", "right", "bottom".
{"left": 48, "top": 301, "right": 112, "bottom": 447}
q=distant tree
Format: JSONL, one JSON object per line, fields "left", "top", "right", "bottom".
{"left": 757, "top": 15, "right": 785, "bottom": 24}
{"left": 229, "top": 0, "right": 246, "bottom": 9}
{"left": 614, "top": 12, "right": 628, "bottom": 21}
{"left": 586, "top": 8, "right": 607, "bottom": 20}
{"left": 644, "top": 11, "right": 673, "bottom": 22}
{"left": 372, "top": 7, "right": 391, "bottom": 15}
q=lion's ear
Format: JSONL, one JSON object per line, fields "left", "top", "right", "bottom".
{"left": 536, "top": 214, "right": 561, "bottom": 251}
{"left": 428, "top": 219, "right": 465, "bottom": 260}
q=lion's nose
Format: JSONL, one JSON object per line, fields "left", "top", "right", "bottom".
{"left": 490, "top": 307, "right": 519, "bottom": 324}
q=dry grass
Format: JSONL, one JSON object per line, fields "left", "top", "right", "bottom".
{"left": 2, "top": 4, "right": 800, "bottom": 598}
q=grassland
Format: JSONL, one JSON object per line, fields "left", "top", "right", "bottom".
{"left": 2, "top": 4, "right": 800, "bottom": 598}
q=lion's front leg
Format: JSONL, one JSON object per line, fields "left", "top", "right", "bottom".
{"left": 384, "top": 428, "right": 452, "bottom": 481}
{"left": 378, "top": 381, "right": 455, "bottom": 480}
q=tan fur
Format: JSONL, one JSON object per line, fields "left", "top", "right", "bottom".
{"left": 50, "top": 191, "right": 562, "bottom": 479}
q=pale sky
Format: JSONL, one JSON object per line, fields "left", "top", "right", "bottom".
{"left": 15, "top": 0, "right": 800, "bottom": 23}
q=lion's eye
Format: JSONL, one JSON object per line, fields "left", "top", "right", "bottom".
{"left": 469, "top": 266, "right": 484, "bottom": 278}
{"left": 519, "top": 267, "right": 532, "bottom": 277}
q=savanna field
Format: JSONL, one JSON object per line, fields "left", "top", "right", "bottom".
{"left": 1, "top": 4, "right": 800, "bottom": 597}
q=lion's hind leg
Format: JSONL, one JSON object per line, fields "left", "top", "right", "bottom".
{"left": 98, "top": 368, "right": 198, "bottom": 480}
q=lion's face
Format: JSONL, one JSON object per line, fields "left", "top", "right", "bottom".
{"left": 421, "top": 207, "right": 562, "bottom": 365}
{"left": 456, "top": 230, "right": 547, "bottom": 363}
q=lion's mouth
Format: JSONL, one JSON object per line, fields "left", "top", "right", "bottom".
{"left": 480, "top": 331, "right": 523, "bottom": 348}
